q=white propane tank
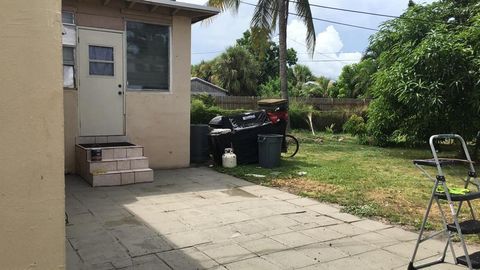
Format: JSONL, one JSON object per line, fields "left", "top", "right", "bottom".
{"left": 222, "top": 148, "right": 237, "bottom": 168}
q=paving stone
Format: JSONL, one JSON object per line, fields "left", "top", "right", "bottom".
{"left": 201, "top": 225, "right": 243, "bottom": 243}
{"left": 326, "top": 212, "right": 362, "bottom": 223}
{"left": 353, "top": 249, "right": 407, "bottom": 270}
{"left": 352, "top": 231, "right": 398, "bottom": 248}
{"left": 351, "top": 219, "right": 392, "bottom": 231}
{"left": 118, "top": 254, "right": 171, "bottom": 270}
{"left": 148, "top": 219, "right": 192, "bottom": 235}
{"left": 305, "top": 204, "right": 341, "bottom": 215}
{"left": 328, "top": 237, "right": 377, "bottom": 256}
{"left": 295, "top": 242, "right": 349, "bottom": 263}
{"left": 238, "top": 237, "right": 287, "bottom": 256}
{"left": 157, "top": 247, "right": 219, "bottom": 270}
{"left": 301, "top": 227, "right": 346, "bottom": 242}
{"left": 224, "top": 257, "right": 279, "bottom": 270}
{"left": 286, "top": 212, "right": 340, "bottom": 227}
{"left": 270, "top": 231, "right": 317, "bottom": 248}
{"left": 301, "top": 255, "right": 372, "bottom": 270}
{"left": 377, "top": 227, "right": 419, "bottom": 242}
{"left": 257, "top": 215, "right": 299, "bottom": 229}
{"left": 382, "top": 241, "right": 441, "bottom": 261}
{"left": 230, "top": 219, "right": 270, "bottom": 236}
{"left": 262, "top": 249, "right": 317, "bottom": 269}
{"left": 108, "top": 225, "right": 172, "bottom": 256}
{"left": 165, "top": 230, "right": 212, "bottom": 248}
{"left": 198, "top": 243, "right": 256, "bottom": 264}
{"left": 328, "top": 223, "right": 368, "bottom": 236}
{"left": 286, "top": 197, "right": 320, "bottom": 207}
{"left": 240, "top": 207, "right": 277, "bottom": 219}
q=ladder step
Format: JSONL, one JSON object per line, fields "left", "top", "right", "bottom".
{"left": 447, "top": 220, "right": 480, "bottom": 234}
{"left": 435, "top": 191, "right": 480, "bottom": 201}
{"left": 457, "top": 251, "right": 480, "bottom": 268}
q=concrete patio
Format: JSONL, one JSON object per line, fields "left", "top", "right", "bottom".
{"left": 66, "top": 167, "right": 469, "bottom": 269}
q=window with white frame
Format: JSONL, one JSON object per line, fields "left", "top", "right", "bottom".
{"left": 126, "top": 21, "right": 170, "bottom": 91}
{"left": 62, "top": 11, "right": 76, "bottom": 89}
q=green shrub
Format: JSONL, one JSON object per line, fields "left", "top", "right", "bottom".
{"left": 193, "top": 93, "right": 216, "bottom": 107}
{"left": 190, "top": 98, "right": 246, "bottom": 124}
{"left": 343, "top": 114, "right": 367, "bottom": 136}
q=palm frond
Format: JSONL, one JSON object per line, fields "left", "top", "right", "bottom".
{"left": 251, "top": 0, "right": 278, "bottom": 32}
{"left": 207, "top": 0, "right": 241, "bottom": 13}
{"left": 294, "top": 0, "right": 316, "bottom": 56}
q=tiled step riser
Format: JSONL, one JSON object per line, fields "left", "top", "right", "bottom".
{"left": 75, "top": 145, "right": 144, "bottom": 163}
{"left": 90, "top": 169, "right": 154, "bottom": 187}
{"left": 84, "top": 147, "right": 144, "bottom": 161}
{"left": 89, "top": 158, "right": 149, "bottom": 174}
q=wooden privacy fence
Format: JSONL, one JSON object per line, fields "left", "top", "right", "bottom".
{"left": 213, "top": 96, "right": 371, "bottom": 111}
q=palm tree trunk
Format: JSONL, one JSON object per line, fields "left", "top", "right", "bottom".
{"left": 278, "top": 0, "right": 288, "bottom": 101}
{"left": 278, "top": 0, "right": 290, "bottom": 129}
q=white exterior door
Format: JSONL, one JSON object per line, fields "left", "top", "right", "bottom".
{"left": 78, "top": 28, "right": 124, "bottom": 136}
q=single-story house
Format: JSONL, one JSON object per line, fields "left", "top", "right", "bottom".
{"left": 191, "top": 77, "right": 228, "bottom": 96}
{"left": 62, "top": 0, "right": 218, "bottom": 186}
{"left": 0, "top": 0, "right": 218, "bottom": 268}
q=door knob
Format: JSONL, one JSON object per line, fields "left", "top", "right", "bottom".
{"left": 118, "top": 91, "right": 123, "bottom": 95}
{"left": 118, "top": 84, "right": 122, "bottom": 88}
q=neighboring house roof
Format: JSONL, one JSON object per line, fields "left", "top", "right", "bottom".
{"left": 191, "top": 77, "right": 228, "bottom": 96}
{"left": 127, "top": 0, "right": 219, "bottom": 23}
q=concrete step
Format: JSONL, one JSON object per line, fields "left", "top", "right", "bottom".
{"left": 75, "top": 141, "right": 154, "bottom": 187}
{"left": 87, "top": 168, "right": 154, "bottom": 187}
{"left": 76, "top": 144, "right": 144, "bottom": 161}
{"left": 88, "top": 157, "right": 149, "bottom": 174}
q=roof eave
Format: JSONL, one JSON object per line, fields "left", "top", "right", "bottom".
{"left": 126, "top": 0, "right": 219, "bottom": 24}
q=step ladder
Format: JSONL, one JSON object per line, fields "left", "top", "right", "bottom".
{"left": 409, "top": 134, "right": 480, "bottom": 269}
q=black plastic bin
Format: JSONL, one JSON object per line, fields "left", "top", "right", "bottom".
{"left": 190, "top": 124, "right": 210, "bottom": 163}
{"left": 258, "top": 134, "right": 283, "bottom": 168}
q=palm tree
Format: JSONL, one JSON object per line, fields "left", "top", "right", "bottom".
{"left": 207, "top": 0, "right": 316, "bottom": 102}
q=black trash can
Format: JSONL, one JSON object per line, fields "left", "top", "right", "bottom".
{"left": 258, "top": 134, "right": 283, "bottom": 168}
{"left": 190, "top": 124, "right": 210, "bottom": 163}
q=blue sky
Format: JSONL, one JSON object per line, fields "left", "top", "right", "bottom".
{"left": 182, "top": 0, "right": 436, "bottom": 79}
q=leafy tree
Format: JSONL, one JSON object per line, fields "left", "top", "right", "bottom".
{"left": 335, "top": 58, "right": 377, "bottom": 98}
{"left": 208, "top": 0, "right": 316, "bottom": 105}
{"left": 366, "top": 0, "right": 480, "bottom": 145}
{"left": 292, "top": 64, "right": 314, "bottom": 89}
{"left": 192, "top": 60, "right": 215, "bottom": 82}
{"left": 211, "top": 46, "right": 260, "bottom": 96}
{"left": 236, "top": 29, "right": 298, "bottom": 85}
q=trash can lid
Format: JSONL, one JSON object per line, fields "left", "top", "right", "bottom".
{"left": 258, "top": 99, "right": 288, "bottom": 106}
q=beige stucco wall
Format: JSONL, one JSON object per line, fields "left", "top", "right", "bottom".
{"left": 126, "top": 15, "right": 192, "bottom": 169}
{"left": 63, "top": 1, "right": 193, "bottom": 170}
{"left": 0, "top": 0, "right": 65, "bottom": 269}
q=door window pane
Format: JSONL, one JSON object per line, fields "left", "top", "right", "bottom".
{"left": 88, "top": 45, "right": 114, "bottom": 76}
{"left": 127, "top": 21, "right": 169, "bottom": 90}
{"left": 89, "top": 62, "right": 114, "bottom": 76}
{"left": 89, "top": 46, "right": 114, "bottom": 61}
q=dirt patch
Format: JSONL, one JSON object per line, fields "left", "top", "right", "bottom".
{"left": 270, "top": 178, "right": 344, "bottom": 195}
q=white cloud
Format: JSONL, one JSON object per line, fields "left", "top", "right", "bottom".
{"left": 287, "top": 20, "right": 362, "bottom": 79}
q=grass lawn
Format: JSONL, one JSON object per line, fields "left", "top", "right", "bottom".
{"left": 216, "top": 130, "right": 480, "bottom": 234}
